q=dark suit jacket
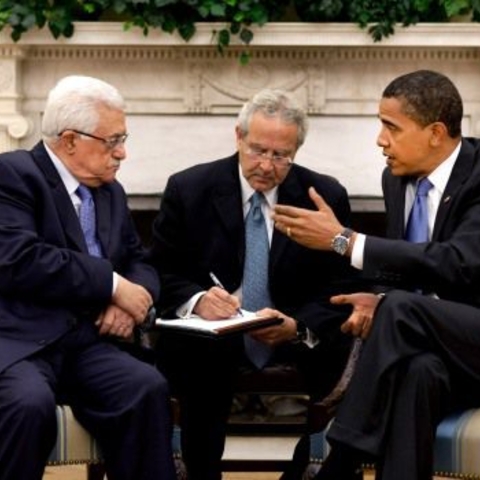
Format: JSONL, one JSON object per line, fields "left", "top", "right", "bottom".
{"left": 150, "top": 153, "right": 359, "bottom": 339}
{"left": 363, "top": 137, "right": 480, "bottom": 306}
{"left": 0, "top": 142, "right": 159, "bottom": 374}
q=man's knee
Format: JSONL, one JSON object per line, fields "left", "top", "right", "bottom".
{"left": 3, "top": 381, "right": 56, "bottom": 429}
{"left": 130, "top": 360, "right": 171, "bottom": 400}
{"left": 376, "top": 290, "right": 422, "bottom": 316}
{"left": 404, "top": 353, "right": 448, "bottom": 383}
{"left": 373, "top": 290, "right": 432, "bottom": 335}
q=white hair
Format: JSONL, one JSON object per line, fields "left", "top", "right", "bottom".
{"left": 41, "top": 75, "right": 125, "bottom": 142}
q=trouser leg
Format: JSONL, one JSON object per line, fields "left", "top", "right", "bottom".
{"left": 0, "top": 359, "right": 57, "bottom": 480}
{"left": 68, "top": 341, "right": 176, "bottom": 480}
{"left": 177, "top": 380, "right": 233, "bottom": 480}
{"left": 156, "top": 334, "right": 242, "bottom": 480}
{"left": 375, "top": 352, "right": 451, "bottom": 480}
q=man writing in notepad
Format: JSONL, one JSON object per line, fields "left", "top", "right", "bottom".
{"left": 149, "top": 89, "right": 360, "bottom": 480}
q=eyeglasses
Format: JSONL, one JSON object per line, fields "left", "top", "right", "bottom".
{"left": 243, "top": 141, "right": 293, "bottom": 167}
{"left": 64, "top": 129, "right": 128, "bottom": 150}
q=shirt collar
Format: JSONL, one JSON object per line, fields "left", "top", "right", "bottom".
{"left": 425, "top": 141, "right": 461, "bottom": 195}
{"left": 238, "top": 163, "right": 278, "bottom": 208}
{"left": 43, "top": 141, "right": 80, "bottom": 196}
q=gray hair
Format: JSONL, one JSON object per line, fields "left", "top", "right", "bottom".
{"left": 42, "top": 75, "right": 125, "bottom": 142}
{"left": 237, "top": 89, "right": 308, "bottom": 149}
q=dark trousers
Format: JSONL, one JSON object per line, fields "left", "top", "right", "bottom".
{"left": 0, "top": 322, "right": 176, "bottom": 480}
{"left": 328, "top": 291, "right": 480, "bottom": 480}
{"left": 156, "top": 330, "right": 352, "bottom": 480}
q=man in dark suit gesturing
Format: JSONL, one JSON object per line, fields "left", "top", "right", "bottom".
{"left": 273, "top": 70, "right": 480, "bottom": 480}
{"left": 0, "top": 75, "right": 176, "bottom": 480}
{"left": 149, "top": 89, "right": 359, "bottom": 480}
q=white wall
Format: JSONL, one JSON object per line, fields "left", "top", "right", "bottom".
{"left": 121, "top": 115, "right": 384, "bottom": 197}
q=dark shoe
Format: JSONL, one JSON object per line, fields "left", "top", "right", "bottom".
{"left": 312, "top": 464, "right": 363, "bottom": 480}
{"left": 312, "top": 445, "right": 363, "bottom": 480}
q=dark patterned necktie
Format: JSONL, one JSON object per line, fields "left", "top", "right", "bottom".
{"left": 242, "top": 191, "right": 273, "bottom": 369}
{"left": 405, "top": 177, "right": 433, "bottom": 243}
{"left": 76, "top": 184, "right": 102, "bottom": 257}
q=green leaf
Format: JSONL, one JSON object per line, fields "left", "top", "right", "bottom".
{"left": 239, "top": 27, "right": 253, "bottom": 44}
{"left": 217, "top": 28, "right": 230, "bottom": 53}
{"left": 11, "top": 29, "right": 22, "bottom": 42}
{"left": 230, "top": 21, "right": 240, "bottom": 34}
{"left": 178, "top": 22, "right": 196, "bottom": 41}
{"left": 154, "top": 0, "right": 178, "bottom": 5}
{"left": 210, "top": 4, "right": 226, "bottom": 17}
{"left": 239, "top": 50, "right": 250, "bottom": 65}
{"left": 21, "top": 13, "right": 37, "bottom": 29}
{"left": 233, "top": 11, "right": 245, "bottom": 23}
{"left": 441, "top": 0, "right": 470, "bottom": 18}
{"left": 218, "top": 28, "right": 230, "bottom": 45}
{"left": 472, "top": 0, "right": 480, "bottom": 20}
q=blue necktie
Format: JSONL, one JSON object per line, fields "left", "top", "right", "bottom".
{"left": 405, "top": 177, "right": 433, "bottom": 243}
{"left": 242, "top": 191, "right": 273, "bottom": 369}
{"left": 76, "top": 184, "right": 103, "bottom": 257}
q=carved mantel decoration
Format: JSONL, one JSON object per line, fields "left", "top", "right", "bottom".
{"left": 1, "top": 22, "right": 480, "bottom": 206}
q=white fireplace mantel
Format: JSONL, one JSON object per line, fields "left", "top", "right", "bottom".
{"left": 7, "top": 22, "right": 480, "bottom": 47}
{"left": 1, "top": 22, "right": 480, "bottom": 209}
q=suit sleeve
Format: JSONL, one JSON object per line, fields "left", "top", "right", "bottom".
{"left": 0, "top": 157, "right": 159, "bottom": 307}
{"left": 149, "top": 176, "right": 206, "bottom": 316}
{"left": 112, "top": 188, "right": 160, "bottom": 303}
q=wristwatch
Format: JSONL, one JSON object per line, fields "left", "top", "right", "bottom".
{"left": 331, "top": 228, "right": 354, "bottom": 256}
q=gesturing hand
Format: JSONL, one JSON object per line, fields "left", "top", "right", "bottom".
{"left": 272, "top": 187, "right": 344, "bottom": 250}
{"left": 331, "top": 292, "right": 381, "bottom": 339}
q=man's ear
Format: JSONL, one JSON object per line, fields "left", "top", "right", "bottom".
{"left": 235, "top": 126, "right": 248, "bottom": 152}
{"left": 429, "top": 122, "right": 448, "bottom": 147}
{"left": 58, "top": 131, "right": 77, "bottom": 154}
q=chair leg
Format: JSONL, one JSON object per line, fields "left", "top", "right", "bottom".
{"left": 87, "top": 463, "right": 105, "bottom": 480}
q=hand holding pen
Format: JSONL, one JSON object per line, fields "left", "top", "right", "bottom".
{"left": 209, "top": 272, "right": 244, "bottom": 317}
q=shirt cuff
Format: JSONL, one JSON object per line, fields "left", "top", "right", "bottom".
{"left": 351, "top": 233, "right": 366, "bottom": 270}
{"left": 176, "top": 291, "right": 206, "bottom": 318}
{"left": 112, "top": 272, "right": 119, "bottom": 295}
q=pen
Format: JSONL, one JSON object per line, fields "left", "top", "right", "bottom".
{"left": 209, "top": 272, "right": 244, "bottom": 317}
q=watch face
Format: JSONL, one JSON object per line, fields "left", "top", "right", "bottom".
{"left": 333, "top": 236, "right": 349, "bottom": 255}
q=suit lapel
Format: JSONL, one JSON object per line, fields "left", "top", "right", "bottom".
{"left": 212, "top": 157, "right": 244, "bottom": 265}
{"left": 387, "top": 176, "right": 408, "bottom": 239}
{"left": 30, "top": 143, "right": 88, "bottom": 253}
{"left": 432, "top": 139, "right": 476, "bottom": 240}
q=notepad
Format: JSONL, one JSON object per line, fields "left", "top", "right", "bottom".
{"left": 155, "top": 310, "right": 283, "bottom": 337}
